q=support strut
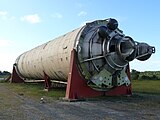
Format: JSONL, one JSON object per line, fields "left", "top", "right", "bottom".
{"left": 43, "top": 72, "right": 52, "bottom": 91}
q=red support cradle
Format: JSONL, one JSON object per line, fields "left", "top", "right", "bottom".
{"left": 10, "top": 65, "right": 24, "bottom": 83}
{"left": 65, "top": 50, "right": 132, "bottom": 100}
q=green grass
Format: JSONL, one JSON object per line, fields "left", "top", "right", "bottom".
{"left": 1, "top": 79, "right": 160, "bottom": 101}
{"left": 0, "top": 80, "right": 6, "bottom": 83}
{"left": 3, "top": 83, "right": 66, "bottom": 100}
{"left": 132, "top": 80, "right": 160, "bottom": 95}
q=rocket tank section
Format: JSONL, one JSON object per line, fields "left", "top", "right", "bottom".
{"left": 14, "top": 18, "right": 155, "bottom": 91}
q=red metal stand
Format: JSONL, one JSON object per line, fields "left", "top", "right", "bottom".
{"left": 10, "top": 65, "right": 24, "bottom": 83}
{"left": 43, "top": 72, "right": 52, "bottom": 91}
{"left": 65, "top": 50, "right": 132, "bottom": 100}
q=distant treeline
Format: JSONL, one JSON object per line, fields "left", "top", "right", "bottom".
{"left": 131, "top": 69, "right": 160, "bottom": 80}
{"left": 0, "top": 70, "right": 160, "bottom": 80}
{"left": 0, "top": 71, "right": 11, "bottom": 77}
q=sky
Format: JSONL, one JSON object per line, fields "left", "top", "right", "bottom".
{"left": 0, "top": 0, "right": 159, "bottom": 72}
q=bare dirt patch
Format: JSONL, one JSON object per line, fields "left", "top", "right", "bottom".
{"left": 0, "top": 83, "right": 160, "bottom": 120}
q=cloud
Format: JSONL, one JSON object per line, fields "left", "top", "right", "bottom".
{"left": 78, "top": 11, "right": 87, "bottom": 17}
{"left": 10, "top": 16, "right": 16, "bottom": 20}
{"left": 0, "top": 11, "right": 16, "bottom": 21}
{"left": 0, "top": 11, "right": 8, "bottom": 16}
{"left": 51, "top": 13, "right": 63, "bottom": 19}
{"left": 0, "top": 39, "right": 14, "bottom": 47}
{"left": 0, "top": 11, "right": 8, "bottom": 20}
{"left": 21, "top": 14, "right": 41, "bottom": 24}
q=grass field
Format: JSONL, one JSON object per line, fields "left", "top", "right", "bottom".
{"left": 132, "top": 80, "right": 160, "bottom": 95}
{"left": 3, "top": 83, "right": 66, "bottom": 100}
{"left": 1, "top": 79, "right": 160, "bottom": 100}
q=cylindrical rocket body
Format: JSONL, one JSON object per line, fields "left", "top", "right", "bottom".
{"left": 16, "top": 27, "right": 83, "bottom": 81}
